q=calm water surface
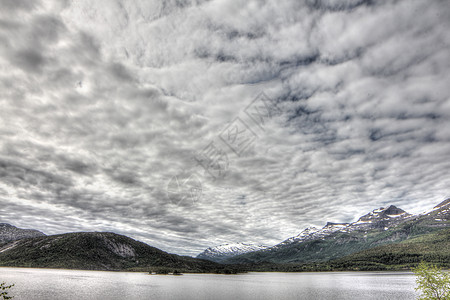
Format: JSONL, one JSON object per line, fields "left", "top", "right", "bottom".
{"left": 0, "top": 267, "right": 418, "bottom": 300}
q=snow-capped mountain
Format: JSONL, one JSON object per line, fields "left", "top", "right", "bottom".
{"left": 275, "top": 205, "right": 413, "bottom": 249}
{"left": 352, "top": 205, "right": 412, "bottom": 229}
{"left": 279, "top": 227, "right": 321, "bottom": 245}
{"left": 0, "top": 223, "right": 45, "bottom": 244}
{"left": 277, "top": 222, "right": 352, "bottom": 247}
{"left": 197, "top": 243, "right": 269, "bottom": 263}
{"left": 223, "top": 199, "right": 449, "bottom": 264}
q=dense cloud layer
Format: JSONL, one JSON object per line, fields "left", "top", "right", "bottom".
{"left": 0, "top": 0, "right": 449, "bottom": 255}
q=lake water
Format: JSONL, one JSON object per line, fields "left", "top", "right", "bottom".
{"left": 0, "top": 267, "right": 418, "bottom": 299}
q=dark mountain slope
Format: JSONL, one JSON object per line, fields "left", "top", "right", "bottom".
{"left": 244, "top": 228, "right": 450, "bottom": 272}
{"left": 331, "top": 227, "right": 450, "bottom": 270}
{"left": 0, "top": 232, "right": 225, "bottom": 273}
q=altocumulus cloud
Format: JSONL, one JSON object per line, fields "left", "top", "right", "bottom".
{"left": 0, "top": 0, "right": 449, "bottom": 256}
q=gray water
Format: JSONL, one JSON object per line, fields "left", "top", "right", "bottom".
{"left": 0, "top": 267, "right": 418, "bottom": 300}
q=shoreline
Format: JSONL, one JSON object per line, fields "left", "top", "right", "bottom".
{"left": 0, "top": 265, "right": 426, "bottom": 275}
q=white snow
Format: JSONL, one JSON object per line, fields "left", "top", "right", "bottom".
{"left": 385, "top": 213, "right": 405, "bottom": 218}
{"left": 199, "top": 243, "right": 269, "bottom": 258}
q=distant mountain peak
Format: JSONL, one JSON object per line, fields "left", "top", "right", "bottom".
{"left": 282, "top": 226, "right": 320, "bottom": 243}
{"left": 302, "top": 226, "right": 319, "bottom": 233}
{"left": 383, "top": 205, "right": 407, "bottom": 215}
{"left": 356, "top": 205, "right": 410, "bottom": 223}
{"left": 196, "top": 242, "right": 268, "bottom": 263}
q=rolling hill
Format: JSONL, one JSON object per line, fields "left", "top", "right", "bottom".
{"left": 0, "top": 231, "right": 234, "bottom": 273}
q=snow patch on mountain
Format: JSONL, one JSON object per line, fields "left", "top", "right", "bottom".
{"left": 276, "top": 227, "right": 320, "bottom": 246}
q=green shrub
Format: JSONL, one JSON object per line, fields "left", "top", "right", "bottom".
{"left": 412, "top": 262, "right": 449, "bottom": 300}
{"left": 0, "top": 282, "right": 14, "bottom": 300}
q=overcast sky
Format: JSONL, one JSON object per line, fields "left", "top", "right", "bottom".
{"left": 0, "top": 0, "right": 449, "bottom": 256}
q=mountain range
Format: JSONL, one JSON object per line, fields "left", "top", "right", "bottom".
{"left": 0, "top": 199, "right": 448, "bottom": 272}
{"left": 198, "top": 199, "right": 449, "bottom": 266}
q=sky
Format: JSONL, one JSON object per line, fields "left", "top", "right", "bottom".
{"left": 0, "top": 0, "right": 449, "bottom": 256}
